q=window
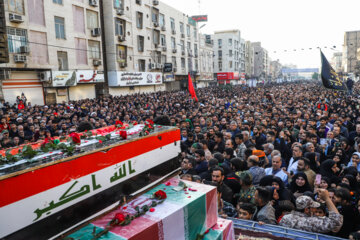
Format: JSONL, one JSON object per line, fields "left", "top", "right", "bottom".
{"left": 114, "top": 0, "right": 123, "bottom": 9}
{"left": 137, "top": 35, "right": 144, "bottom": 52}
{"left": 187, "top": 42, "right": 191, "bottom": 53}
{"left": 186, "top": 25, "right": 190, "bottom": 36}
{"left": 117, "top": 45, "right": 126, "bottom": 62}
{"left": 57, "top": 51, "right": 68, "bottom": 70}
{"left": 218, "top": 39, "right": 222, "bottom": 47}
{"left": 188, "top": 57, "right": 192, "bottom": 70}
{"left": 161, "top": 54, "right": 166, "bottom": 64}
{"left": 138, "top": 59, "right": 145, "bottom": 71}
{"left": 228, "top": 39, "right": 232, "bottom": 46}
{"left": 194, "top": 44, "right": 198, "bottom": 56}
{"left": 153, "top": 30, "right": 160, "bottom": 45}
{"left": 7, "top": 27, "right": 27, "bottom": 53}
{"left": 53, "top": 0, "right": 62, "bottom": 4}
{"left": 195, "top": 60, "right": 198, "bottom": 71}
{"left": 218, "top": 50, "right": 222, "bottom": 59}
{"left": 229, "top": 61, "right": 232, "bottom": 68}
{"left": 194, "top": 29, "right": 197, "bottom": 39}
{"left": 171, "top": 37, "right": 176, "bottom": 49}
{"left": 170, "top": 18, "right": 175, "bottom": 30}
{"left": 172, "top": 56, "right": 177, "bottom": 67}
{"left": 180, "top": 40, "right": 184, "bottom": 51}
{"left": 229, "top": 50, "right": 232, "bottom": 57}
{"left": 181, "top": 58, "right": 185, "bottom": 69}
{"left": 180, "top": 22, "right": 184, "bottom": 33}
{"left": 75, "top": 38, "right": 87, "bottom": 65}
{"left": 115, "top": 18, "right": 125, "bottom": 36}
{"left": 159, "top": 14, "right": 165, "bottom": 27}
{"left": 136, "top": 12, "right": 143, "bottom": 29}
{"left": 219, "top": 61, "right": 222, "bottom": 71}
{"left": 152, "top": 8, "right": 159, "bottom": 23}
{"left": 160, "top": 34, "right": 166, "bottom": 46}
{"left": 86, "top": 10, "right": 99, "bottom": 29}
{"left": 9, "top": 0, "right": 24, "bottom": 14}
{"left": 88, "top": 40, "right": 100, "bottom": 59}
{"left": 54, "top": 16, "right": 65, "bottom": 39}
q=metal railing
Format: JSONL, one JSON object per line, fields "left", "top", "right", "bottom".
{"left": 228, "top": 218, "right": 346, "bottom": 240}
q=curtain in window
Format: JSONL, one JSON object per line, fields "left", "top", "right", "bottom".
{"left": 73, "top": 6, "right": 85, "bottom": 33}
{"left": 75, "top": 38, "right": 87, "bottom": 65}
{"left": 27, "top": 0, "right": 45, "bottom": 26}
{"left": 29, "top": 31, "right": 48, "bottom": 64}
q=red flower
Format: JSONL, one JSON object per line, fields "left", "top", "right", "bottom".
{"left": 70, "top": 132, "right": 81, "bottom": 144}
{"left": 149, "top": 208, "right": 155, "bottom": 212}
{"left": 120, "top": 130, "right": 127, "bottom": 139}
{"left": 165, "top": 182, "right": 171, "bottom": 186}
{"left": 116, "top": 120, "right": 123, "bottom": 125}
{"left": 114, "top": 213, "right": 126, "bottom": 223}
{"left": 154, "top": 190, "right": 167, "bottom": 200}
{"left": 99, "top": 140, "right": 103, "bottom": 144}
{"left": 133, "top": 121, "right": 138, "bottom": 126}
{"left": 146, "top": 119, "right": 154, "bottom": 125}
{"left": 145, "top": 131, "right": 149, "bottom": 135}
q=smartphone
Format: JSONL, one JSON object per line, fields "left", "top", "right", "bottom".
{"left": 315, "top": 174, "right": 322, "bottom": 185}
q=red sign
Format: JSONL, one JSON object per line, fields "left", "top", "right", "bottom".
{"left": 217, "top": 72, "right": 241, "bottom": 80}
{"left": 191, "top": 15, "right": 208, "bottom": 22}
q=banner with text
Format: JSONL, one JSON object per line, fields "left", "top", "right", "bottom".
{"left": 108, "top": 72, "right": 163, "bottom": 87}
{"left": 76, "top": 70, "right": 105, "bottom": 83}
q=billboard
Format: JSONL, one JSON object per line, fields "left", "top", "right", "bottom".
{"left": 52, "top": 71, "right": 77, "bottom": 87}
{"left": 108, "top": 72, "right": 163, "bottom": 87}
{"left": 76, "top": 70, "right": 105, "bottom": 83}
{"left": 191, "top": 15, "right": 208, "bottom": 22}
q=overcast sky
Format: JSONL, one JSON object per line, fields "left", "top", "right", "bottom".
{"left": 161, "top": 0, "right": 360, "bottom": 68}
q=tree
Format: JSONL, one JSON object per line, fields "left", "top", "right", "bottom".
{"left": 312, "top": 72, "right": 319, "bottom": 80}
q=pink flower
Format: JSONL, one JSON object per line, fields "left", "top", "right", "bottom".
{"left": 99, "top": 140, "right": 103, "bottom": 144}
{"left": 165, "top": 182, "right": 171, "bottom": 186}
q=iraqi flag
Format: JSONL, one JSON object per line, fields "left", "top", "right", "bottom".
{"left": 188, "top": 73, "right": 198, "bottom": 102}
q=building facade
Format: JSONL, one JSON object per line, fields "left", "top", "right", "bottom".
{"left": 104, "top": 0, "right": 200, "bottom": 94}
{"left": 331, "top": 52, "right": 342, "bottom": 73}
{"left": 342, "top": 31, "right": 360, "bottom": 74}
{"left": 213, "top": 29, "right": 242, "bottom": 84}
{"left": 197, "top": 33, "right": 214, "bottom": 88}
{"left": 252, "top": 42, "right": 269, "bottom": 81}
{"left": 244, "top": 40, "right": 254, "bottom": 78}
{"left": 0, "top": 0, "right": 104, "bottom": 105}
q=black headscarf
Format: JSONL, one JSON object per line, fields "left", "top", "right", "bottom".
{"left": 272, "top": 176, "right": 294, "bottom": 203}
{"left": 289, "top": 172, "right": 312, "bottom": 193}
{"left": 320, "top": 159, "right": 340, "bottom": 184}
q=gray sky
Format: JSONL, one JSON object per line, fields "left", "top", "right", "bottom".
{"left": 161, "top": 0, "right": 360, "bottom": 68}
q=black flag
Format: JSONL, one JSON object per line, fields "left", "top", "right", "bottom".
{"left": 320, "top": 51, "right": 347, "bottom": 91}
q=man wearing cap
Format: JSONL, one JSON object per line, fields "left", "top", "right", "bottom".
{"left": 280, "top": 189, "right": 343, "bottom": 233}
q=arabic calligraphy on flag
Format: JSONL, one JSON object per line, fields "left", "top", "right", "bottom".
{"left": 320, "top": 51, "right": 347, "bottom": 91}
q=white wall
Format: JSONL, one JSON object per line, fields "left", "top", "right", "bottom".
{"left": 69, "top": 84, "right": 96, "bottom": 101}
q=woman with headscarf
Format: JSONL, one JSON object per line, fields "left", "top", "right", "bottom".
{"left": 288, "top": 172, "right": 312, "bottom": 198}
{"left": 271, "top": 176, "right": 294, "bottom": 203}
{"left": 320, "top": 159, "right": 340, "bottom": 185}
{"left": 304, "top": 152, "right": 319, "bottom": 172}
{"left": 342, "top": 174, "right": 359, "bottom": 194}
{"left": 347, "top": 152, "right": 360, "bottom": 172}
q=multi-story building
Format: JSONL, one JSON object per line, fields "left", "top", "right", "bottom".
{"left": 244, "top": 40, "right": 254, "bottom": 78}
{"left": 269, "top": 60, "right": 282, "bottom": 81}
{"left": 0, "top": 0, "right": 104, "bottom": 105}
{"left": 213, "top": 30, "right": 242, "bottom": 85}
{"left": 104, "top": 0, "right": 200, "bottom": 94}
{"left": 252, "top": 42, "right": 267, "bottom": 80}
{"left": 342, "top": 30, "right": 360, "bottom": 74}
{"left": 197, "top": 34, "right": 214, "bottom": 88}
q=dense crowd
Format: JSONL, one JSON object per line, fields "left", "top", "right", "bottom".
{"left": 2, "top": 81, "right": 360, "bottom": 238}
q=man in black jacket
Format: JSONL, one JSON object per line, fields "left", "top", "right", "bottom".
{"left": 211, "top": 166, "right": 233, "bottom": 204}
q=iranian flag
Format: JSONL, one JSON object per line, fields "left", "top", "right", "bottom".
{"left": 188, "top": 73, "right": 198, "bottom": 102}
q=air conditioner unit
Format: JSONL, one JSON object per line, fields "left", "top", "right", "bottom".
{"left": 172, "top": 49, "right": 177, "bottom": 53}
{"left": 181, "top": 33, "right": 185, "bottom": 38}
{"left": 91, "top": 28, "right": 101, "bottom": 37}
{"left": 93, "top": 59, "right": 102, "bottom": 66}
{"left": 149, "top": 63, "right": 155, "bottom": 69}
{"left": 173, "top": 67, "right": 177, "bottom": 72}
{"left": 19, "top": 46, "right": 29, "bottom": 54}
{"left": 89, "top": 0, "right": 98, "bottom": 7}
{"left": 155, "top": 63, "right": 162, "bottom": 69}
{"left": 38, "top": 71, "right": 52, "bottom": 82}
{"left": 161, "top": 26, "right": 166, "bottom": 31}
{"left": 136, "top": 0, "right": 142, "bottom": 4}
{"left": 153, "top": 0, "right": 159, "bottom": 5}
{"left": 172, "top": 29, "right": 176, "bottom": 35}
{"left": 14, "top": 54, "right": 26, "bottom": 63}
{"left": 118, "top": 35, "right": 125, "bottom": 42}
{"left": 9, "top": 13, "right": 23, "bottom": 23}
{"left": 119, "top": 62, "right": 127, "bottom": 68}
{"left": 116, "top": 9, "right": 125, "bottom": 16}
{"left": 181, "top": 50, "right": 185, "bottom": 55}
{"left": 153, "top": 22, "right": 159, "bottom": 27}
{"left": 162, "top": 46, "right": 167, "bottom": 51}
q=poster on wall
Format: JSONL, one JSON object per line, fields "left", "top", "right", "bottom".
{"left": 52, "top": 71, "right": 77, "bottom": 87}
{"left": 164, "top": 73, "right": 174, "bottom": 82}
{"left": 76, "top": 70, "right": 105, "bottom": 83}
{"left": 108, "top": 72, "right": 163, "bottom": 87}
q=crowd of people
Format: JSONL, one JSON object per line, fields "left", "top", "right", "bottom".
{"left": 2, "top": 81, "right": 360, "bottom": 238}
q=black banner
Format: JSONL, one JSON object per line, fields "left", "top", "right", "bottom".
{"left": 320, "top": 51, "right": 347, "bottom": 91}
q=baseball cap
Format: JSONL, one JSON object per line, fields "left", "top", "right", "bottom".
{"left": 295, "top": 196, "right": 320, "bottom": 210}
